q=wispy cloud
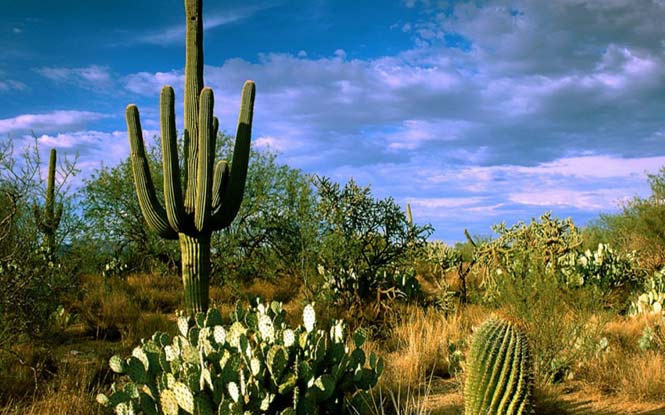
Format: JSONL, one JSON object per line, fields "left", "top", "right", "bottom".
{"left": 0, "top": 79, "right": 27, "bottom": 92}
{"left": 133, "top": 6, "right": 268, "bottom": 46}
{"left": 35, "top": 65, "right": 113, "bottom": 90}
{"left": 0, "top": 111, "right": 109, "bottom": 135}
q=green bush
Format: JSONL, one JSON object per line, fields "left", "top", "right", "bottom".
{"left": 589, "top": 167, "right": 665, "bottom": 273}
{"left": 98, "top": 301, "right": 383, "bottom": 414}
{"left": 314, "top": 177, "right": 432, "bottom": 308}
{"left": 0, "top": 247, "right": 74, "bottom": 343}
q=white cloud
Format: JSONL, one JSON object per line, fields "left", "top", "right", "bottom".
{"left": 0, "top": 111, "right": 108, "bottom": 135}
{"left": 123, "top": 71, "right": 183, "bottom": 96}
{"left": 508, "top": 188, "right": 633, "bottom": 211}
{"left": 35, "top": 65, "right": 113, "bottom": 89}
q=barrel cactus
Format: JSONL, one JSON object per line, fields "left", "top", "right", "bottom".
{"left": 126, "top": 0, "right": 255, "bottom": 314}
{"left": 464, "top": 316, "right": 534, "bottom": 415}
{"left": 33, "top": 148, "right": 62, "bottom": 254}
{"left": 98, "top": 302, "right": 383, "bottom": 414}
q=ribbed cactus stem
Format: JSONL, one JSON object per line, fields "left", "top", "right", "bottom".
{"left": 34, "top": 148, "right": 63, "bottom": 253}
{"left": 406, "top": 203, "right": 413, "bottom": 226}
{"left": 464, "top": 316, "right": 534, "bottom": 415}
{"left": 125, "top": 0, "right": 255, "bottom": 316}
{"left": 180, "top": 234, "right": 210, "bottom": 314}
{"left": 184, "top": 0, "right": 204, "bottom": 214}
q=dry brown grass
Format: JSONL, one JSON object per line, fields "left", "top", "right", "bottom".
{"left": 621, "top": 351, "right": 665, "bottom": 401}
{"left": 0, "top": 358, "right": 106, "bottom": 415}
{"left": 75, "top": 275, "right": 141, "bottom": 340}
{"left": 378, "top": 305, "right": 484, "bottom": 393}
{"left": 126, "top": 273, "right": 182, "bottom": 312}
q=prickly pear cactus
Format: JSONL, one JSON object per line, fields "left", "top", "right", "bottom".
{"left": 464, "top": 316, "right": 534, "bottom": 415}
{"left": 98, "top": 302, "right": 383, "bottom": 415}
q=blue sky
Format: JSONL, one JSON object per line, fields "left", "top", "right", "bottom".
{"left": 1, "top": 0, "right": 665, "bottom": 242}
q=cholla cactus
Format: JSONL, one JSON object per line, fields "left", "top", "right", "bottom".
{"left": 464, "top": 316, "right": 534, "bottom": 415}
{"left": 33, "top": 148, "right": 63, "bottom": 254}
{"left": 98, "top": 302, "right": 383, "bottom": 414}
{"left": 126, "top": 0, "right": 255, "bottom": 315}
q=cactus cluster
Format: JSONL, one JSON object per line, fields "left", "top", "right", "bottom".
{"left": 127, "top": 0, "right": 255, "bottom": 315}
{"left": 98, "top": 302, "right": 383, "bottom": 414}
{"left": 33, "top": 148, "right": 62, "bottom": 254}
{"left": 464, "top": 316, "right": 534, "bottom": 415}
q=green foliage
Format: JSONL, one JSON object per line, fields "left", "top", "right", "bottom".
{"left": 490, "top": 255, "right": 608, "bottom": 386}
{"left": 98, "top": 302, "right": 383, "bottom": 414}
{"left": 473, "top": 213, "right": 582, "bottom": 301}
{"left": 0, "top": 247, "right": 73, "bottom": 342}
{"left": 80, "top": 144, "right": 179, "bottom": 275}
{"left": 464, "top": 316, "right": 534, "bottom": 415}
{"left": 0, "top": 139, "right": 79, "bottom": 348}
{"left": 591, "top": 167, "right": 665, "bottom": 272}
{"left": 212, "top": 136, "right": 319, "bottom": 283}
{"left": 557, "top": 243, "right": 643, "bottom": 290}
{"left": 315, "top": 177, "right": 432, "bottom": 307}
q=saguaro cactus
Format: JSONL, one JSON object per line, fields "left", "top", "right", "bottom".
{"left": 406, "top": 203, "right": 413, "bottom": 226}
{"left": 126, "top": 0, "right": 256, "bottom": 314}
{"left": 464, "top": 316, "right": 534, "bottom": 415}
{"left": 34, "top": 148, "right": 63, "bottom": 253}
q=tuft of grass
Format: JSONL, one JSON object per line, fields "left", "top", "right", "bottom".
{"left": 621, "top": 351, "right": 665, "bottom": 401}
{"left": 0, "top": 354, "right": 107, "bottom": 415}
{"left": 126, "top": 273, "right": 182, "bottom": 312}
{"left": 378, "top": 305, "right": 480, "bottom": 400}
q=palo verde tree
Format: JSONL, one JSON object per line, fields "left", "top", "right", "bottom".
{"left": 126, "top": 0, "right": 256, "bottom": 314}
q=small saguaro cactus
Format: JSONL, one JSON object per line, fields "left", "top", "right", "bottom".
{"left": 33, "top": 148, "right": 63, "bottom": 254}
{"left": 464, "top": 316, "right": 534, "bottom": 415}
{"left": 126, "top": 0, "right": 256, "bottom": 315}
{"left": 406, "top": 203, "right": 413, "bottom": 226}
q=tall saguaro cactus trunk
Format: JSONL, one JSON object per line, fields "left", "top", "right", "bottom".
{"left": 34, "top": 148, "right": 63, "bottom": 254}
{"left": 126, "top": 0, "right": 256, "bottom": 315}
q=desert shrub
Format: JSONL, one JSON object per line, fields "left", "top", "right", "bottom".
{"left": 492, "top": 255, "right": 608, "bottom": 386}
{"left": 98, "top": 302, "right": 383, "bottom": 414}
{"left": 0, "top": 140, "right": 81, "bottom": 344}
{"left": 591, "top": 167, "right": 665, "bottom": 273}
{"left": 314, "top": 177, "right": 432, "bottom": 309}
{"left": 79, "top": 144, "right": 179, "bottom": 276}
{"left": 0, "top": 248, "right": 75, "bottom": 345}
{"left": 212, "top": 136, "right": 319, "bottom": 284}
{"left": 471, "top": 213, "right": 583, "bottom": 302}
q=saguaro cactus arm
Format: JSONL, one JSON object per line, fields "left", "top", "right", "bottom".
{"left": 160, "top": 86, "right": 188, "bottom": 233}
{"left": 211, "top": 160, "right": 229, "bottom": 210}
{"left": 211, "top": 80, "right": 255, "bottom": 230}
{"left": 194, "top": 87, "right": 216, "bottom": 232}
{"left": 126, "top": 105, "right": 178, "bottom": 240}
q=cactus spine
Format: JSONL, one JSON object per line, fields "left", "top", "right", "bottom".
{"left": 464, "top": 316, "right": 534, "bottom": 415}
{"left": 126, "top": 0, "right": 256, "bottom": 315}
{"left": 34, "top": 148, "right": 62, "bottom": 253}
